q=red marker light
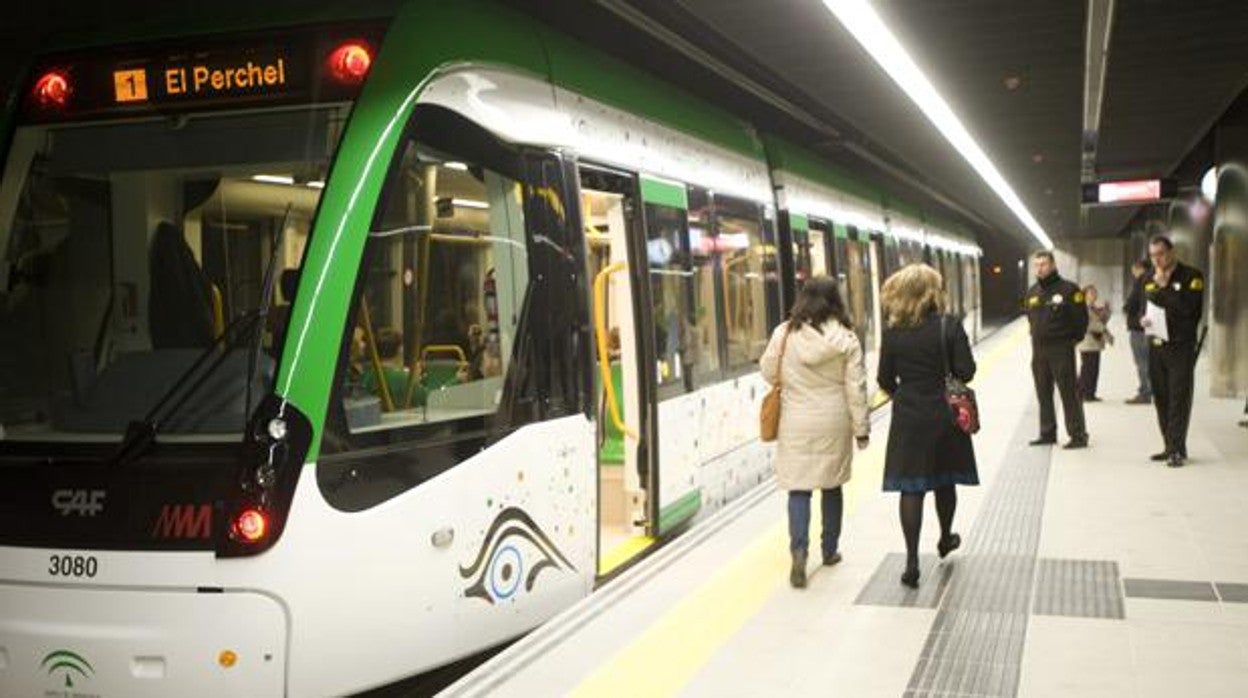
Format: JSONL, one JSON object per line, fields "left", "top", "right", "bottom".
{"left": 232, "top": 508, "right": 269, "bottom": 543}
{"left": 32, "top": 70, "right": 71, "bottom": 109}
{"left": 327, "top": 42, "right": 372, "bottom": 84}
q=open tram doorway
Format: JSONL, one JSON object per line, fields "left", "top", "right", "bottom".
{"left": 578, "top": 164, "right": 658, "bottom": 577}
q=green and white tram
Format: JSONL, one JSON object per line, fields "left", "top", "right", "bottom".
{"left": 0, "top": 1, "right": 981, "bottom": 695}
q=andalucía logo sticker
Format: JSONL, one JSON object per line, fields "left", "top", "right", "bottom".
{"left": 41, "top": 649, "right": 100, "bottom": 698}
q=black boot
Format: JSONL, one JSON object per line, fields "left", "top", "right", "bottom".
{"left": 937, "top": 533, "right": 961, "bottom": 559}
{"left": 790, "top": 550, "right": 807, "bottom": 588}
{"left": 901, "top": 565, "right": 920, "bottom": 588}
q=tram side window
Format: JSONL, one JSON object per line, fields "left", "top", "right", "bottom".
{"left": 644, "top": 202, "right": 697, "bottom": 395}
{"left": 686, "top": 186, "right": 721, "bottom": 383}
{"left": 791, "top": 223, "right": 811, "bottom": 285}
{"left": 808, "top": 223, "right": 829, "bottom": 277}
{"left": 717, "top": 196, "right": 772, "bottom": 371}
{"left": 338, "top": 139, "right": 527, "bottom": 435}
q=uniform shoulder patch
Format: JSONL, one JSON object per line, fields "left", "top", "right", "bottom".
{"left": 1073, "top": 291, "right": 1085, "bottom": 303}
{"left": 1144, "top": 282, "right": 1157, "bottom": 291}
{"left": 1190, "top": 276, "right": 1204, "bottom": 291}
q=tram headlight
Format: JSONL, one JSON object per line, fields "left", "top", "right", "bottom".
{"left": 266, "top": 417, "right": 288, "bottom": 441}
{"left": 231, "top": 508, "right": 269, "bottom": 544}
{"left": 32, "top": 70, "right": 71, "bottom": 109}
{"left": 254, "top": 462, "right": 277, "bottom": 489}
{"left": 219, "top": 395, "right": 311, "bottom": 557}
{"left": 326, "top": 42, "right": 372, "bottom": 84}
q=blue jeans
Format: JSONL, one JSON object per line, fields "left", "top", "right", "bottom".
{"left": 788, "top": 488, "right": 843, "bottom": 555}
{"left": 1129, "top": 330, "right": 1152, "bottom": 398}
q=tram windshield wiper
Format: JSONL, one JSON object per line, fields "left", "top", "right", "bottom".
{"left": 108, "top": 310, "right": 263, "bottom": 467}
{"left": 109, "top": 204, "right": 294, "bottom": 467}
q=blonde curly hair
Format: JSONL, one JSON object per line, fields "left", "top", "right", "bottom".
{"left": 881, "top": 263, "right": 946, "bottom": 328}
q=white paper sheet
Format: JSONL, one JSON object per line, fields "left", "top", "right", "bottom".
{"left": 1143, "top": 300, "right": 1168, "bottom": 342}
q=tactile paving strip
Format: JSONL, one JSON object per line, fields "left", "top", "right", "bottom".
{"left": 904, "top": 407, "right": 1050, "bottom": 697}
{"left": 1033, "top": 559, "right": 1125, "bottom": 619}
{"left": 1122, "top": 577, "right": 1218, "bottom": 602}
{"left": 854, "top": 553, "right": 951, "bottom": 608}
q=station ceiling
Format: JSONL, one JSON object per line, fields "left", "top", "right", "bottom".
{"left": 569, "top": 0, "right": 1248, "bottom": 245}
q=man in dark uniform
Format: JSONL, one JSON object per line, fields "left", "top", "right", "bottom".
{"left": 1141, "top": 235, "right": 1204, "bottom": 467}
{"left": 1025, "top": 250, "right": 1089, "bottom": 448}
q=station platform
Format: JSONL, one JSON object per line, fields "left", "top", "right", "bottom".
{"left": 442, "top": 317, "right": 1248, "bottom": 698}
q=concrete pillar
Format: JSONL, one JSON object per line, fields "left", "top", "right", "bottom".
{"left": 1208, "top": 123, "right": 1248, "bottom": 397}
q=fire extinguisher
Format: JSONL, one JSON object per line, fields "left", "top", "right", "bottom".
{"left": 483, "top": 267, "right": 499, "bottom": 344}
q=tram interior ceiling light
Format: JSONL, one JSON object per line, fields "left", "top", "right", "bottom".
{"left": 252, "top": 174, "right": 295, "bottom": 185}
{"left": 822, "top": 0, "right": 1054, "bottom": 251}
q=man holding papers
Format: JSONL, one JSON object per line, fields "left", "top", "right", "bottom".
{"left": 1141, "top": 235, "right": 1205, "bottom": 467}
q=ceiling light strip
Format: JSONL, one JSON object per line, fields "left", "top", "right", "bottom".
{"left": 823, "top": 0, "right": 1054, "bottom": 250}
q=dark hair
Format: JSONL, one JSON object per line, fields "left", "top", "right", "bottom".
{"left": 1131, "top": 258, "right": 1147, "bottom": 269}
{"left": 1032, "top": 250, "right": 1055, "bottom": 262}
{"left": 789, "top": 276, "right": 852, "bottom": 331}
{"left": 1149, "top": 234, "right": 1174, "bottom": 250}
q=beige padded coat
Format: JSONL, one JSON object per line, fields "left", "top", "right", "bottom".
{"left": 759, "top": 320, "right": 870, "bottom": 491}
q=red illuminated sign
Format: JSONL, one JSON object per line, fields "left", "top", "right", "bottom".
{"left": 1099, "top": 180, "right": 1160, "bottom": 203}
{"left": 1082, "top": 178, "right": 1176, "bottom": 205}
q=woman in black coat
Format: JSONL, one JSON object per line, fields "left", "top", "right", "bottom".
{"left": 877, "top": 264, "right": 978, "bottom": 588}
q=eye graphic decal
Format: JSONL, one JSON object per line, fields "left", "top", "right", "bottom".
{"left": 460, "top": 507, "right": 574, "bottom": 604}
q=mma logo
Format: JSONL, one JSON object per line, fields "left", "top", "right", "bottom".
{"left": 151, "top": 504, "right": 212, "bottom": 539}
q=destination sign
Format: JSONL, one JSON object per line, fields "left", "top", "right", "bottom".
{"left": 21, "top": 25, "right": 384, "bottom": 123}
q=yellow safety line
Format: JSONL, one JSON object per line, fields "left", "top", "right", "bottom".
{"left": 598, "top": 535, "right": 657, "bottom": 577}
{"left": 570, "top": 321, "right": 1029, "bottom": 698}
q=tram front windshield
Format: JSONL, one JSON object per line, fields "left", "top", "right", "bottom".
{"left": 0, "top": 105, "right": 348, "bottom": 442}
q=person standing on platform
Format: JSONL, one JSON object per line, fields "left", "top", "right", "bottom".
{"left": 1142, "top": 235, "right": 1204, "bottom": 467}
{"left": 1077, "top": 284, "right": 1112, "bottom": 401}
{"left": 877, "top": 264, "right": 977, "bottom": 589}
{"left": 759, "top": 276, "right": 870, "bottom": 589}
{"left": 1123, "top": 259, "right": 1153, "bottom": 404}
{"left": 1024, "top": 250, "right": 1089, "bottom": 448}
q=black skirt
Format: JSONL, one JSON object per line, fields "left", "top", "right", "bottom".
{"left": 882, "top": 381, "right": 979, "bottom": 492}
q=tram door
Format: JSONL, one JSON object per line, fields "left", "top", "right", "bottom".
{"left": 578, "top": 165, "right": 659, "bottom": 576}
{"left": 838, "top": 227, "right": 877, "bottom": 357}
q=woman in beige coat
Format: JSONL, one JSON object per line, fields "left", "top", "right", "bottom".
{"left": 760, "top": 276, "right": 870, "bottom": 588}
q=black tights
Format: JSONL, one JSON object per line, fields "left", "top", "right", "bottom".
{"left": 900, "top": 486, "right": 957, "bottom": 570}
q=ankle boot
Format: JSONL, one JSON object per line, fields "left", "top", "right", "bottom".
{"left": 790, "top": 550, "right": 807, "bottom": 589}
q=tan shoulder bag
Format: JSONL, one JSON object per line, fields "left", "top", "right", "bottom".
{"left": 759, "top": 327, "right": 791, "bottom": 442}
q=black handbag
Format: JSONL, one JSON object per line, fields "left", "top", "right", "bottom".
{"left": 941, "top": 316, "right": 980, "bottom": 435}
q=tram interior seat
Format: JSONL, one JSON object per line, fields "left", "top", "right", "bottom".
{"left": 148, "top": 221, "right": 215, "bottom": 350}
{"left": 51, "top": 221, "right": 273, "bottom": 434}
